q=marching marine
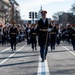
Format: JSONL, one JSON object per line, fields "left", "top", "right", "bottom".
{"left": 10, "top": 24, "right": 18, "bottom": 51}
{"left": 71, "top": 28, "right": 75, "bottom": 50}
{"left": 30, "top": 24, "right": 37, "bottom": 51}
{"left": 38, "top": 10, "right": 51, "bottom": 62}
{"left": 50, "top": 21, "right": 57, "bottom": 50}
{"left": 26, "top": 23, "right": 31, "bottom": 45}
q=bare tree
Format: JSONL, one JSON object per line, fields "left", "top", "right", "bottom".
{"left": 71, "top": 1, "right": 75, "bottom": 11}
{"left": 53, "top": 11, "right": 64, "bottom": 21}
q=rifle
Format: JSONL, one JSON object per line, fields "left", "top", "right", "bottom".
{"left": 44, "top": 18, "right": 51, "bottom": 59}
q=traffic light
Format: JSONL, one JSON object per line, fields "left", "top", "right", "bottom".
{"left": 29, "top": 12, "right": 31, "bottom": 18}
{"left": 35, "top": 12, "right": 37, "bottom": 18}
{"left": 32, "top": 12, "right": 34, "bottom": 19}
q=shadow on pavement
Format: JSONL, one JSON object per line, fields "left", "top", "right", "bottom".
{"left": 48, "top": 49, "right": 73, "bottom": 53}
{"left": 50, "top": 69, "right": 75, "bottom": 75}
{"left": 0, "top": 60, "right": 38, "bottom": 67}
{"left": 0, "top": 51, "right": 39, "bottom": 54}
{"left": 0, "top": 54, "right": 39, "bottom": 60}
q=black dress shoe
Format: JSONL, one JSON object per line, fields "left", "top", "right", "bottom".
{"left": 53, "top": 47, "right": 55, "bottom": 50}
{"left": 51, "top": 48, "right": 53, "bottom": 51}
{"left": 35, "top": 48, "right": 37, "bottom": 50}
{"left": 42, "top": 59, "right": 44, "bottom": 62}
{"left": 14, "top": 47, "right": 16, "bottom": 50}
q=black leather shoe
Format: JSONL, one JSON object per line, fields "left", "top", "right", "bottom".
{"left": 73, "top": 48, "right": 75, "bottom": 51}
{"left": 42, "top": 59, "right": 44, "bottom": 62}
{"left": 14, "top": 47, "right": 16, "bottom": 50}
{"left": 53, "top": 47, "right": 55, "bottom": 50}
{"left": 35, "top": 48, "right": 37, "bottom": 50}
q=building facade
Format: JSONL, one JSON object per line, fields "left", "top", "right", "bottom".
{"left": 0, "top": 0, "right": 11, "bottom": 24}
{"left": 0, "top": 0, "right": 21, "bottom": 25}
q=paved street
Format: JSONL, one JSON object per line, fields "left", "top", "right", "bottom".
{"left": 0, "top": 41, "right": 75, "bottom": 75}
{"left": 0, "top": 0, "right": 75, "bottom": 75}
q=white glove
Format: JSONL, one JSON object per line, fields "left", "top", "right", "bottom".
{"left": 27, "top": 29, "right": 31, "bottom": 32}
{"left": 47, "top": 28, "right": 52, "bottom": 32}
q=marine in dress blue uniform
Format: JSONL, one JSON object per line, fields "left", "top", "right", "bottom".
{"left": 38, "top": 10, "right": 51, "bottom": 62}
{"left": 30, "top": 24, "right": 37, "bottom": 51}
{"left": 50, "top": 21, "right": 57, "bottom": 50}
{"left": 10, "top": 24, "right": 18, "bottom": 51}
{"left": 71, "top": 28, "right": 75, "bottom": 50}
{"left": 26, "top": 24, "right": 31, "bottom": 45}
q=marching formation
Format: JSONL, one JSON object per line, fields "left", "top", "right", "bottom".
{"left": 0, "top": 10, "right": 75, "bottom": 62}
{"left": 25, "top": 10, "right": 75, "bottom": 62}
{"left": 0, "top": 23, "right": 26, "bottom": 50}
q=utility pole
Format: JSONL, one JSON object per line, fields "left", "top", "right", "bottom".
{"left": 9, "top": 0, "right": 15, "bottom": 24}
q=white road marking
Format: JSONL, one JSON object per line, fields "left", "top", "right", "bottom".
{"left": 45, "top": 59, "right": 50, "bottom": 75}
{"left": 37, "top": 56, "right": 50, "bottom": 75}
{"left": 0, "top": 47, "right": 10, "bottom": 53}
{"left": 0, "top": 45, "right": 26, "bottom": 66}
{"left": 37, "top": 57, "right": 42, "bottom": 75}
{"left": 61, "top": 44, "right": 75, "bottom": 56}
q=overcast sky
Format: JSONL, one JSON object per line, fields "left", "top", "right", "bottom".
{"left": 16, "top": 0, "right": 74, "bottom": 20}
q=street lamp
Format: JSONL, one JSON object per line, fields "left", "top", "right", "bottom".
{"left": 9, "top": 0, "right": 15, "bottom": 24}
